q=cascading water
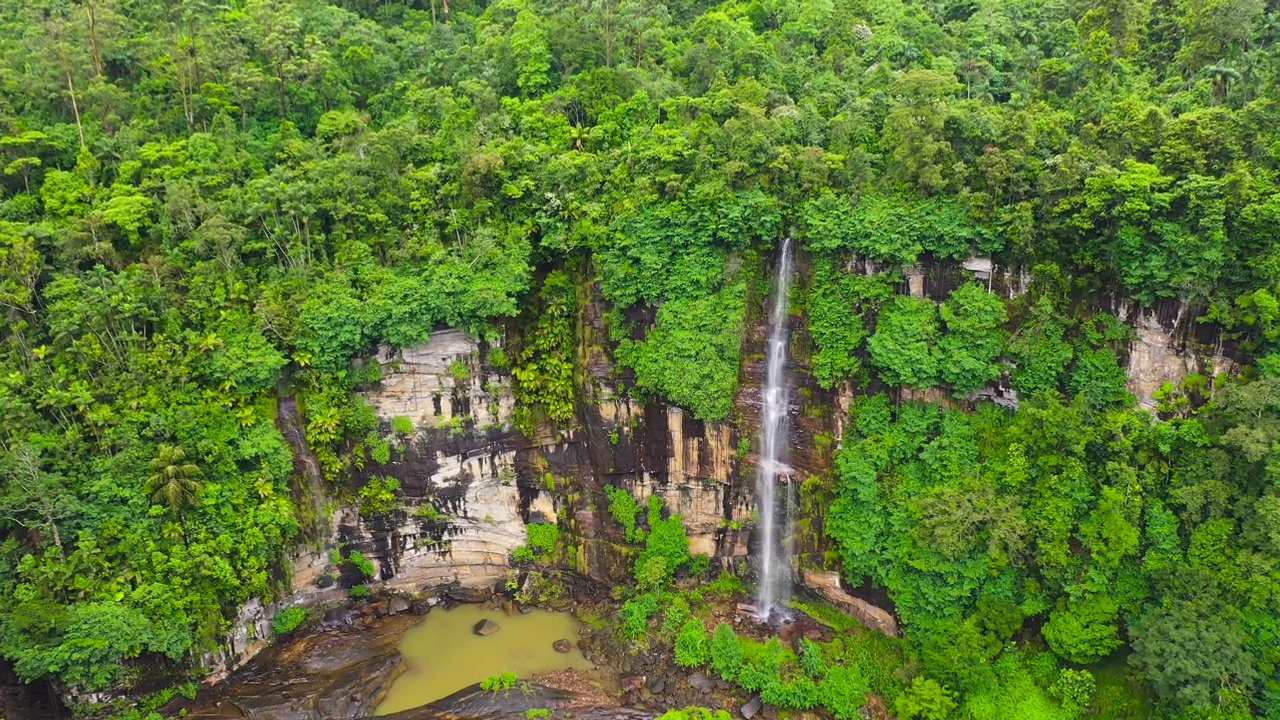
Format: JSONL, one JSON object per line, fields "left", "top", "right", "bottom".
{"left": 755, "top": 238, "right": 794, "bottom": 618}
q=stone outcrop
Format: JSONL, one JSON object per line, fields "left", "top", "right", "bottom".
{"left": 801, "top": 570, "right": 899, "bottom": 638}
{"left": 1117, "top": 299, "right": 1238, "bottom": 410}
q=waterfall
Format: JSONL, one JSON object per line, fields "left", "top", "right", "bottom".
{"left": 755, "top": 237, "right": 794, "bottom": 618}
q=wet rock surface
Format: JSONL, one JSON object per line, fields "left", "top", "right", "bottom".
{"left": 473, "top": 619, "right": 500, "bottom": 636}
{"left": 175, "top": 614, "right": 419, "bottom": 719}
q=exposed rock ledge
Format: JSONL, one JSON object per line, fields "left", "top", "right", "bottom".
{"left": 801, "top": 570, "right": 900, "bottom": 638}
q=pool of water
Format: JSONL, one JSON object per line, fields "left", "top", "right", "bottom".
{"left": 374, "top": 604, "right": 595, "bottom": 714}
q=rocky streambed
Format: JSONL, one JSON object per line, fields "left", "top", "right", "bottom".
{"left": 165, "top": 576, "right": 841, "bottom": 720}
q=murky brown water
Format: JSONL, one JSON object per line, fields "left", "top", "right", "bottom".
{"left": 375, "top": 605, "right": 595, "bottom": 715}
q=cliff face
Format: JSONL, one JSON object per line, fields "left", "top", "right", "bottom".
{"left": 207, "top": 256, "right": 1235, "bottom": 681}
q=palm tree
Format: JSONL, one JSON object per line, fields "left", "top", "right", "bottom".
{"left": 145, "top": 445, "right": 203, "bottom": 535}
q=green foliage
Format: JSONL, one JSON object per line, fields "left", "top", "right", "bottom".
{"left": 271, "top": 607, "right": 307, "bottom": 636}
{"left": 804, "top": 259, "right": 893, "bottom": 388}
{"left": 1049, "top": 669, "right": 1097, "bottom": 714}
{"left": 481, "top": 670, "right": 519, "bottom": 692}
{"left": 604, "top": 485, "right": 644, "bottom": 543}
{"left": 524, "top": 709, "right": 550, "bottom": 720}
{"left": 868, "top": 295, "right": 941, "bottom": 388}
{"left": 619, "top": 282, "right": 746, "bottom": 420}
{"left": 357, "top": 476, "right": 401, "bottom": 515}
{"left": 1043, "top": 594, "right": 1123, "bottom": 664}
{"left": 895, "top": 677, "right": 957, "bottom": 720}
{"left": 938, "top": 284, "right": 1008, "bottom": 395}
{"left": 512, "top": 270, "right": 577, "bottom": 429}
{"left": 620, "top": 593, "right": 659, "bottom": 640}
{"left": 527, "top": 522, "right": 560, "bottom": 555}
{"left": 675, "top": 619, "right": 709, "bottom": 667}
{"left": 709, "top": 623, "right": 744, "bottom": 681}
{"left": 347, "top": 550, "right": 376, "bottom": 578}
{"left": 655, "top": 709, "right": 732, "bottom": 720}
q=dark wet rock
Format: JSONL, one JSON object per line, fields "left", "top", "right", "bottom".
{"left": 553, "top": 639, "right": 572, "bottom": 653}
{"left": 620, "top": 676, "right": 645, "bottom": 693}
{"left": 647, "top": 677, "right": 665, "bottom": 693}
{"left": 579, "top": 626, "right": 594, "bottom": 637}
{"left": 473, "top": 619, "right": 500, "bottom": 636}
{"left": 369, "top": 682, "right": 650, "bottom": 720}
{"left": 389, "top": 598, "right": 410, "bottom": 616}
{"left": 173, "top": 614, "right": 418, "bottom": 719}
{"left": 761, "top": 705, "right": 777, "bottom": 720}
{"left": 447, "top": 586, "right": 489, "bottom": 604}
{"left": 741, "top": 697, "right": 762, "bottom": 720}
{"left": 714, "top": 679, "right": 731, "bottom": 692}
{"left": 518, "top": 605, "right": 533, "bottom": 614}
{"left": 689, "top": 673, "right": 712, "bottom": 694}
{"left": 409, "top": 600, "right": 433, "bottom": 615}
{"left": 502, "top": 600, "right": 516, "bottom": 617}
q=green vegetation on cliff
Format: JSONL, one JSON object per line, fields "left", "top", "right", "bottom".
{"left": 0, "top": 0, "right": 1279, "bottom": 716}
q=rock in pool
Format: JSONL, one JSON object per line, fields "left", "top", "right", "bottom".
{"left": 473, "top": 618, "right": 500, "bottom": 636}
{"left": 552, "top": 639, "right": 572, "bottom": 653}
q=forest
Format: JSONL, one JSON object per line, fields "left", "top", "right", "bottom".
{"left": 1, "top": 0, "right": 1279, "bottom": 717}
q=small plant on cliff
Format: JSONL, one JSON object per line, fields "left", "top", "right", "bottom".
{"left": 271, "top": 606, "right": 307, "bottom": 635}
{"left": 448, "top": 359, "right": 470, "bottom": 384}
{"left": 525, "top": 709, "right": 550, "bottom": 719}
{"left": 391, "top": 415, "right": 414, "bottom": 434}
{"left": 604, "top": 484, "right": 644, "bottom": 542}
{"left": 350, "top": 584, "right": 370, "bottom": 599}
{"left": 357, "top": 476, "right": 400, "bottom": 514}
{"left": 347, "top": 550, "right": 376, "bottom": 578}
{"left": 526, "top": 522, "right": 560, "bottom": 556}
{"left": 481, "top": 670, "right": 518, "bottom": 692}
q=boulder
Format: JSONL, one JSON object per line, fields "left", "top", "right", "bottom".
{"left": 741, "top": 697, "right": 762, "bottom": 720}
{"left": 646, "top": 677, "right": 665, "bottom": 693}
{"left": 688, "top": 673, "right": 712, "bottom": 695}
{"left": 447, "top": 586, "right": 490, "bottom": 604}
{"left": 553, "top": 639, "right": 572, "bottom": 653}
{"left": 473, "top": 619, "right": 500, "bottom": 636}
{"left": 388, "top": 598, "right": 410, "bottom": 616}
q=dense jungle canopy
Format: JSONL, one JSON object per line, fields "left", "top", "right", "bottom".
{"left": 2, "top": 0, "right": 1280, "bottom": 717}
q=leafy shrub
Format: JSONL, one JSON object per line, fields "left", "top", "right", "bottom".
{"left": 271, "top": 606, "right": 307, "bottom": 635}
{"left": 391, "top": 415, "right": 414, "bottom": 434}
{"left": 895, "top": 677, "right": 957, "bottom": 720}
{"left": 526, "top": 522, "right": 560, "bottom": 555}
{"left": 604, "top": 485, "right": 644, "bottom": 542}
{"left": 709, "top": 623, "right": 744, "bottom": 680}
{"left": 633, "top": 497, "right": 690, "bottom": 587}
{"left": 800, "top": 637, "right": 828, "bottom": 677}
{"left": 347, "top": 550, "right": 376, "bottom": 578}
{"left": 675, "top": 619, "right": 709, "bottom": 667}
{"left": 818, "top": 665, "right": 870, "bottom": 720}
{"left": 1049, "top": 669, "right": 1097, "bottom": 712}
{"left": 357, "top": 476, "right": 400, "bottom": 514}
{"left": 448, "top": 359, "right": 470, "bottom": 383}
{"left": 525, "top": 709, "right": 550, "bottom": 720}
{"left": 350, "top": 584, "right": 370, "bottom": 598}
{"left": 621, "top": 593, "right": 659, "bottom": 639}
{"left": 481, "top": 670, "right": 518, "bottom": 691}
{"left": 512, "top": 545, "right": 536, "bottom": 563}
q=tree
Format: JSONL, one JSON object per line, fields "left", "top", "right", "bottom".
{"left": 0, "top": 445, "right": 78, "bottom": 560}
{"left": 939, "top": 283, "right": 1007, "bottom": 394}
{"left": 868, "top": 295, "right": 941, "bottom": 388}
{"left": 145, "top": 445, "right": 204, "bottom": 525}
{"left": 1129, "top": 600, "right": 1258, "bottom": 710}
{"left": 1043, "top": 594, "right": 1123, "bottom": 664}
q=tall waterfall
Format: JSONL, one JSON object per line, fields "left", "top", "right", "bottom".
{"left": 755, "top": 238, "right": 794, "bottom": 617}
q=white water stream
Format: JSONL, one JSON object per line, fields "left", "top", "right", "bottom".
{"left": 755, "top": 238, "right": 794, "bottom": 617}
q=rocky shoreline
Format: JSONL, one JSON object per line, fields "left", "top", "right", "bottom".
{"left": 163, "top": 572, "right": 853, "bottom": 720}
